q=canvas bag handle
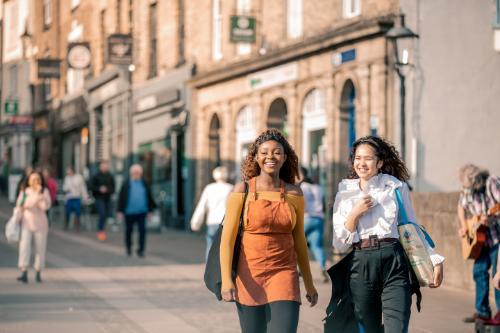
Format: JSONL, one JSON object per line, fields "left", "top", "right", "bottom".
{"left": 395, "top": 188, "right": 436, "bottom": 249}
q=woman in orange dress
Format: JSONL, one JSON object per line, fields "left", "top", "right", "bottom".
{"left": 220, "top": 129, "right": 318, "bottom": 333}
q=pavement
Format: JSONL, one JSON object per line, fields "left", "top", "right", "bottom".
{"left": 0, "top": 197, "right": 480, "bottom": 332}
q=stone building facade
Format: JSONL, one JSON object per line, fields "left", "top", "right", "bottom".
{"left": 188, "top": 0, "right": 399, "bottom": 206}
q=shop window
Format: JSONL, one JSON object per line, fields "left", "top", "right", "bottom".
{"left": 287, "top": 0, "right": 302, "bottom": 39}
{"left": 343, "top": 0, "right": 361, "bottom": 18}
{"left": 212, "top": 0, "right": 223, "bottom": 61}
{"left": 138, "top": 140, "right": 172, "bottom": 187}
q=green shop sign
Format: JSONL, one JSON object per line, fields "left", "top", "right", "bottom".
{"left": 4, "top": 100, "right": 18, "bottom": 115}
{"left": 230, "top": 16, "right": 256, "bottom": 43}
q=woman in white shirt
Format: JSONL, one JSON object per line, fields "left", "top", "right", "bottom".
{"left": 331, "top": 136, "right": 444, "bottom": 333}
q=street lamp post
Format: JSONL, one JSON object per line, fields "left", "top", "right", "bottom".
{"left": 386, "top": 13, "right": 419, "bottom": 160}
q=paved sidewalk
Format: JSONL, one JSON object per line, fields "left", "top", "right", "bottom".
{"left": 0, "top": 196, "right": 477, "bottom": 332}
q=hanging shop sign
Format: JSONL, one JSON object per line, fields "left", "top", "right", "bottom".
{"left": 107, "top": 34, "right": 133, "bottom": 65}
{"left": 67, "top": 42, "right": 91, "bottom": 69}
{"left": 230, "top": 16, "right": 256, "bottom": 43}
{"left": 4, "top": 100, "right": 18, "bottom": 115}
{"left": 37, "top": 58, "right": 61, "bottom": 79}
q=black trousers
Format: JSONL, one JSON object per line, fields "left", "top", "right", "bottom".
{"left": 124, "top": 213, "right": 147, "bottom": 255}
{"left": 236, "top": 301, "right": 300, "bottom": 333}
{"left": 350, "top": 242, "right": 411, "bottom": 333}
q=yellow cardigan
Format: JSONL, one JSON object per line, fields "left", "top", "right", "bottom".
{"left": 219, "top": 191, "right": 315, "bottom": 295}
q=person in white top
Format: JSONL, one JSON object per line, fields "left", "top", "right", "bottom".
{"left": 331, "top": 136, "right": 444, "bottom": 333}
{"left": 190, "top": 166, "right": 233, "bottom": 259}
{"left": 16, "top": 171, "right": 52, "bottom": 283}
{"left": 63, "top": 166, "right": 89, "bottom": 231}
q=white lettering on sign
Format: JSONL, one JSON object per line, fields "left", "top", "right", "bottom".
{"left": 248, "top": 63, "right": 298, "bottom": 91}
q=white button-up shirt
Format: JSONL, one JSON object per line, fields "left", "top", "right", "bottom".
{"left": 332, "top": 173, "right": 444, "bottom": 266}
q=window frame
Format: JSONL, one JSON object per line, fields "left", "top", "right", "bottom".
{"left": 343, "top": 0, "right": 361, "bottom": 18}
{"left": 287, "top": 0, "right": 303, "bottom": 39}
{"left": 212, "top": 0, "right": 223, "bottom": 61}
{"left": 43, "top": 0, "right": 52, "bottom": 29}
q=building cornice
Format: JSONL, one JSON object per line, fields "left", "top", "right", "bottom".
{"left": 190, "top": 16, "right": 394, "bottom": 89}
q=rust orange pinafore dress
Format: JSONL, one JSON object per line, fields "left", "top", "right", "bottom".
{"left": 235, "top": 177, "right": 301, "bottom": 306}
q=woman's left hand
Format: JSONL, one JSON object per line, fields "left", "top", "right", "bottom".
{"left": 306, "top": 287, "right": 318, "bottom": 307}
{"left": 429, "top": 263, "right": 443, "bottom": 288}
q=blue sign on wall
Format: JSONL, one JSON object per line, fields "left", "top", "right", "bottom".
{"left": 332, "top": 49, "right": 357, "bottom": 66}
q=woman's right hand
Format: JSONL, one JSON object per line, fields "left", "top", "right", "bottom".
{"left": 352, "top": 195, "right": 375, "bottom": 217}
{"left": 221, "top": 284, "right": 236, "bottom": 302}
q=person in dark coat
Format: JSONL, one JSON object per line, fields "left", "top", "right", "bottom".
{"left": 117, "top": 164, "right": 156, "bottom": 257}
{"left": 91, "top": 161, "right": 115, "bottom": 241}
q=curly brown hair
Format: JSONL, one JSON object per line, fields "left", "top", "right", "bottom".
{"left": 348, "top": 135, "right": 410, "bottom": 182}
{"left": 241, "top": 129, "right": 299, "bottom": 184}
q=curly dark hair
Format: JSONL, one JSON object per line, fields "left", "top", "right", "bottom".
{"left": 241, "top": 129, "right": 299, "bottom": 184}
{"left": 348, "top": 135, "right": 410, "bottom": 182}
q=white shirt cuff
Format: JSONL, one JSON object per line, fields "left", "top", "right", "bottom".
{"left": 333, "top": 224, "right": 357, "bottom": 252}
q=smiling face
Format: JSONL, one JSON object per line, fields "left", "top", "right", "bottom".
{"left": 353, "top": 144, "right": 383, "bottom": 181}
{"left": 256, "top": 140, "right": 287, "bottom": 176}
{"left": 28, "top": 173, "right": 42, "bottom": 188}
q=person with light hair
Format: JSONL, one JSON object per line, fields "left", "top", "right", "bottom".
{"left": 190, "top": 166, "right": 233, "bottom": 259}
{"left": 117, "top": 164, "right": 157, "bottom": 257}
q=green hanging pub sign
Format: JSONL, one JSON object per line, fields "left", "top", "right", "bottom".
{"left": 4, "top": 100, "right": 18, "bottom": 116}
{"left": 230, "top": 15, "right": 256, "bottom": 43}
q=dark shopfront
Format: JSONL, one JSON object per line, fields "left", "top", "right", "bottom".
{"left": 55, "top": 95, "right": 89, "bottom": 178}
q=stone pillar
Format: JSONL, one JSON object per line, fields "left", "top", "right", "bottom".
{"left": 368, "top": 61, "right": 387, "bottom": 137}
{"left": 285, "top": 84, "right": 298, "bottom": 148}
{"left": 356, "top": 65, "right": 371, "bottom": 137}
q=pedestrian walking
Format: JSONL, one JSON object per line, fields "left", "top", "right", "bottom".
{"left": 330, "top": 135, "right": 444, "bottom": 333}
{"left": 16, "top": 171, "right": 51, "bottom": 283}
{"left": 63, "top": 167, "right": 89, "bottom": 232}
{"left": 90, "top": 161, "right": 115, "bottom": 241}
{"left": 42, "top": 167, "right": 58, "bottom": 206}
{"left": 298, "top": 167, "right": 328, "bottom": 282}
{"left": 117, "top": 164, "right": 157, "bottom": 257}
{"left": 220, "top": 129, "right": 318, "bottom": 333}
{"left": 190, "top": 166, "right": 233, "bottom": 259}
{"left": 457, "top": 164, "right": 500, "bottom": 323}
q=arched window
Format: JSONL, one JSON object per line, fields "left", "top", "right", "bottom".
{"left": 209, "top": 113, "right": 221, "bottom": 171}
{"left": 339, "top": 80, "right": 356, "bottom": 177}
{"left": 267, "top": 98, "right": 288, "bottom": 135}
{"left": 302, "top": 88, "right": 326, "bottom": 186}
{"left": 235, "top": 106, "right": 256, "bottom": 178}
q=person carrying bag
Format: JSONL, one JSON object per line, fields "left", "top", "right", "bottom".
{"left": 5, "top": 192, "right": 26, "bottom": 243}
{"left": 327, "top": 136, "right": 444, "bottom": 333}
